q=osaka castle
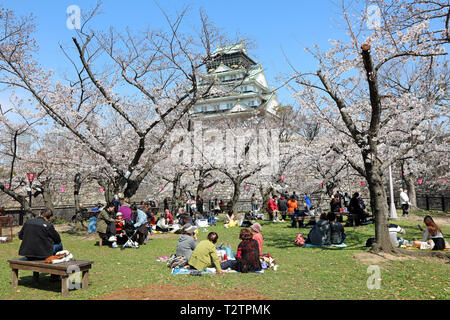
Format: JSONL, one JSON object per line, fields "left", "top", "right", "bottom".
{"left": 189, "top": 42, "right": 280, "bottom": 120}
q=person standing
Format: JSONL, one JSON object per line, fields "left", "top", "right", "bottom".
{"left": 399, "top": 188, "right": 410, "bottom": 217}
{"left": 277, "top": 195, "right": 288, "bottom": 222}
{"left": 267, "top": 195, "right": 279, "bottom": 222}
{"left": 304, "top": 193, "right": 312, "bottom": 211}
{"left": 343, "top": 192, "right": 351, "bottom": 211}
{"left": 18, "top": 209, "right": 63, "bottom": 260}
{"left": 251, "top": 193, "right": 259, "bottom": 212}
{"left": 187, "top": 195, "right": 196, "bottom": 217}
{"left": 196, "top": 195, "right": 204, "bottom": 217}
{"left": 213, "top": 198, "right": 221, "bottom": 216}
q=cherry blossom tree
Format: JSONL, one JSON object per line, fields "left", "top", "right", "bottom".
{"left": 288, "top": 0, "right": 449, "bottom": 253}
{"left": 0, "top": 3, "right": 227, "bottom": 202}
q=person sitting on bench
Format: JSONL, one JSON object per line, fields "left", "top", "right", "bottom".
{"left": 18, "top": 208, "right": 63, "bottom": 261}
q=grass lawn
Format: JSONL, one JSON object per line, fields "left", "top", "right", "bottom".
{"left": 1, "top": 214, "right": 449, "bottom": 300}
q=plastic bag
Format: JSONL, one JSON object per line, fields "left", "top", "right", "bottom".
{"left": 88, "top": 216, "right": 97, "bottom": 234}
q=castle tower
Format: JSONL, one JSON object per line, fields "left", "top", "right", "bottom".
{"left": 190, "top": 42, "right": 280, "bottom": 121}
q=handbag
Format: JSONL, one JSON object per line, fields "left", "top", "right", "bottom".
{"left": 294, "top": 233, "right": 305, "bottom": 246}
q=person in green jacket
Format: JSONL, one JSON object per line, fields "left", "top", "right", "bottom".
{"left": 188, "top": 232, "right": 224, "bottom": 274}
{"left": 96, "top": 203, "right": 118, "bottom": 246}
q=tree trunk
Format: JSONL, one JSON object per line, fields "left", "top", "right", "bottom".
{"left": 171, "top": 173, "right": 183, "bottom": 213}
{"left": 259, "top": 185, "right": 274, "bottom": 214}
{"left": 74, "top": 173, "right": 82, "bottom": 212}
{"left": 367, "top": 168, "right": 395, "bottom": 253}
{"left": 40, "top": 179, "right": 55, "bottom": 213}
{"left": 0, "top": 185, "right": 33, "bottom": 220}
{"left": 405, "top": 175, "right": 418, "bottom": 209}
{"left": 103, "top": 183, "right": 115, "bottom": 204}
{"left": 231, "top": 180, "right": 241, "bottom": 214}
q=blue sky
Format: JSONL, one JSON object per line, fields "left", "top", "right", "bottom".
{"left": 3, "top": 0, "right": 348, "bottom": 106}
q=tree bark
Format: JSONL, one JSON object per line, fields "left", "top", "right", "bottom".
{"left": 366, "top": 167, "right": 395, "bottom": 253}
{"left": 39, "top": 179, "right": 55, "bottom": 213}
{"left": 74, "top": 173, "right": 82, "bottom": 212}
{"left": 231, "top": 179, "right": 242, "bottom": 214}
{"left": 259, "top": 185, "right": 274, "bottom": 215}
{"left": 405, "top": 174, "right": 418, "bottom": 209}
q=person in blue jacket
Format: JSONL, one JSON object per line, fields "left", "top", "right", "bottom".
{"left": 131, "top": 204, "right": 148, "bottom": 245}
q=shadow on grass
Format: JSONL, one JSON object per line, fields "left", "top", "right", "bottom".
{"left": 15, "top": 274, "right": 63, "bottom": 294}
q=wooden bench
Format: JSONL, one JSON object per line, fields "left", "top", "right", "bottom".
{"left": 8, "top": 258, "right": 94, "bottom": 296}
{"left": 292, "top": 215, "right": 317, "bottom": 227}
{"left": 344, "top": 213, "right": 373, "bottom": 225}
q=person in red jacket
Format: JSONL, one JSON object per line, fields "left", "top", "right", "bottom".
{"left": 267, "top": 195, "right": 279, "bottom": 221}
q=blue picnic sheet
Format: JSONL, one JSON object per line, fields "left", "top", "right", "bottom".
{"left": 171, "top": 267, "right": 264, "bottom": 274}
{"left": 304, "top": 243, "right": 348, "bottom": 248}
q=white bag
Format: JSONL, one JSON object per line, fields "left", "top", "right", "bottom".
{"left": 196, "top": 219, "right": 208, "bottom": 228}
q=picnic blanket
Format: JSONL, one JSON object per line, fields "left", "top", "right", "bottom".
{"left": 171, "top": 267, "right": 264, "bottom": 274}
{"left": 303, "top": 243, "right": 348, "bottom": 248}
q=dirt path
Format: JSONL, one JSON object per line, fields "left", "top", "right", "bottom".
{"left": 94, "top": 283, "right": 270, "bottom": 300}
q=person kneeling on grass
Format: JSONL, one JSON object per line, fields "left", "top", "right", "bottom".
{"left": 220, "top": 229, "right": 262, "bottom": 273}
{"left": 96, "top": 202, "right": 118, "bottom": 247}
{"left": 188, "top": 232, "right": 224, "bottom": 274}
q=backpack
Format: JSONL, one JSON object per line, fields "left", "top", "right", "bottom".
{"left": 294, "top": 233, "right": 305, "bottom": 246}
{"left": 365, "top": 237, "right": 376, "bottom": 247}
{"left": 208, "top": 216, "right": 216, "bottom": 226}
{"left": 167, "top": 255, "right": 188, "bottom": 268}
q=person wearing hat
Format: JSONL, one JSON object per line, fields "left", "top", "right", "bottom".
{"left": 114, "top": 212, "right": 127, "bottom": 246}
{"left": 176, "top": 224, "right": 198, "bottom": 261}
{"left": 250, "top": 223, "right": 263, "bottom": 256}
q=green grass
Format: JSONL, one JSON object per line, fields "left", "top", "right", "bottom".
{"left": 1, "top": 215, "right": 449, "bottom": 300}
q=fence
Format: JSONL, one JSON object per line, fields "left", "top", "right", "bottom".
{"left": 2, "top": 194, "right": 448, "bottom": 227}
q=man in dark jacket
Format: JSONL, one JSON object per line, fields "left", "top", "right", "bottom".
{"left": 348, "top": 192, "right": 367, "bottom": 226}
{"left": 18, "top": 209, "right": 62, "bottom": 260}
{"left": 277, "top": 196, "right": 288, "bottom": 221}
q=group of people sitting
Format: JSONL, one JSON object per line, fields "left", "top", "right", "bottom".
{"left": 304, "top": 212, "right": 346, "bottom": 246}
{"left": 387, "top": 215, "right": 447, "bottom": 251}
{"left": 96, "top": 201, "right": 149, "bottom": 248}
{"left": 172, "top": 222, "right": 265, "bottom": 273}
{"left": 265, "top": 191, "right": 371, "bottom": 228}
